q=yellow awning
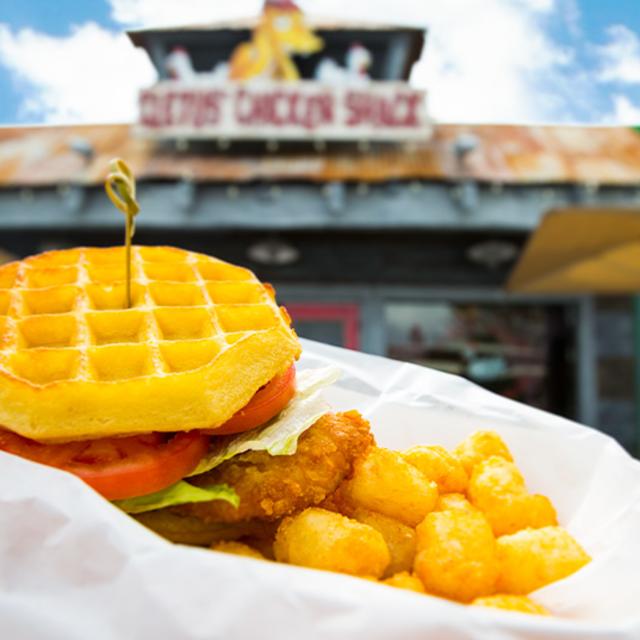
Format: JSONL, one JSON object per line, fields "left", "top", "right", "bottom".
{"left": 507, "top": 208, "right": 640, "bottom": 294}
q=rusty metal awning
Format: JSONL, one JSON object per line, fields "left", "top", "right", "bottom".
{"left": 1, "top": 124, "right": 640, "bottom": 188}
{"left": 507, "top": 207, "right": 640, "bottom": 294}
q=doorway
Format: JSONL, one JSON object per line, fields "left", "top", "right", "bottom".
{"left": 285, "top": 303, "right": 360, "bottom": 350}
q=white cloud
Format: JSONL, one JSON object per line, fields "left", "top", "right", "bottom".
{"left": 110, "top": 0, "right": 262, "bottom": 27}
{"left": 607, "top": 95, "right": 640, "bottom": 124}
{"left": 406, "top": 1, "right": 573, "bottom": 122}
{"left": 518, "top": 0, "right": 555, "bottom": 12}
{"left": 0, "top": 22, "right": 155, "bottom": 123}
{"left": 561, "top": 0, "right": 582, "bottom": 37}
{"left": 597, "top": 24, "right": 640, "bottom": 85}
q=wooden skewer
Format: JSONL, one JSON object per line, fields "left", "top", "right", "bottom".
{"left": 104, "top": 159, "right": 140, "bottom": 308}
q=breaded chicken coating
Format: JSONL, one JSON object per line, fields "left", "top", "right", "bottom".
{"left": 174, "top": 411, "right": 374, "bottom": 524}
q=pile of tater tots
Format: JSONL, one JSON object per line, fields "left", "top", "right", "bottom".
{"left": 213, "top": 430, "right": 591, "bottom": 616}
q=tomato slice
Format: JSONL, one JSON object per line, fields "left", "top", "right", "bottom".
{"left": 0, "top": 364, "right": 297, "bottom": 498}
{"left": 0, "top": 430, "right": 209, "bottom": 501}
{"left": 205, "top": 364, "right": 296, "bottom": 436}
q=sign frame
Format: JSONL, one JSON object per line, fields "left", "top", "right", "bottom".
{"left": 137, "top": 80, "right": 430, "bottom": 142}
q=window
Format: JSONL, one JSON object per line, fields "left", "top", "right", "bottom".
{"left": 386, "top": 302, "right": 575, "bottom": 416}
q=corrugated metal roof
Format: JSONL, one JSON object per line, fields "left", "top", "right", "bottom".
{"left": 1, "top": 123, "right": 640, "bottom": 187}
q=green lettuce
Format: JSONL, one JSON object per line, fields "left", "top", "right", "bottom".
{"left": 188, "top": 366, "right": 341, "bottom": 477}
{"left": 114, "top": 481, "right": 239, "bottom": 514}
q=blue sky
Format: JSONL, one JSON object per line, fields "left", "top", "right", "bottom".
{"left": 1, "top": 0, "right": 639, "bottom": 125}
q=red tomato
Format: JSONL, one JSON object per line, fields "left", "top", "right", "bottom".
{"left": 0, "top": 430, "right": 209, "bottom": 501}
{"left": 206, "top": 364, "right": 296, "bottom": 436}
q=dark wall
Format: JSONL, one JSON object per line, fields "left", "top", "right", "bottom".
{"left": 0, "top": 229, "right": 525, "bottom": 289}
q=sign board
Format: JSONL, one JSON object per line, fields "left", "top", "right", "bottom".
{"left": 137, "top": 81, "right": 429, "bottom": 141}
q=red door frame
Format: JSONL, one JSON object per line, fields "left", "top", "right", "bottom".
{"left": 286, "top": 303, "right": 361, "bottom": 350}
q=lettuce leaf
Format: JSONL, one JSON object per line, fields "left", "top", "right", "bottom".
{"left": 114, "top": 481, "right": 239, "bottom": 514}
{"left": 188, "top": 366, "right": 341, "bottom": 477}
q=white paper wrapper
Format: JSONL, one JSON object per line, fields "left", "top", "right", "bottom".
{"left": 2, "top": 339, "right": 640, "bottom": 639}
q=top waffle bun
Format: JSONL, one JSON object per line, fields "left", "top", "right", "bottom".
{"left": 0, "top": 246, "right": 301, "bottom": 442}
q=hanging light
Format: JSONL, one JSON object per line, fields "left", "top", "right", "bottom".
{"left": 68, "top": 137, "right": 95, "bottom": 162}
{"left": 247, "top": 238, "right": 300, "bottom": 266}
{"left": 466, "top": 240, "right": 518, "bottom": 270}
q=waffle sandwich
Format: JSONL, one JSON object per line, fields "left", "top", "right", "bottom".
{"left": 0, "top": 245, "right": 373, "bottom": 544}
{"left": 0, "top": 246, "right": 300, "bottom": 442}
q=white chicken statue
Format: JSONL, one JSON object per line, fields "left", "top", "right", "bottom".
{"left": 315, "top": 43, "right": 372, "bottom": 85}
{"left": 164, "top": 47, "right": 229, "bottom": 82}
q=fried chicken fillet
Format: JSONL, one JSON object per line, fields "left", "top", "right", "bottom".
{"left": 135, "top": 411, "right": 374, "bottom": 544}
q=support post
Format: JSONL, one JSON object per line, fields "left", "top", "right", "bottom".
{"left": 361, "top": 292, "right": 386, "bottom": 356}
{"left": 633, "top": 296, "right": 640, "bottom": 456}
{"left": 577, "top": 297, "right": 598, "bottom": 428}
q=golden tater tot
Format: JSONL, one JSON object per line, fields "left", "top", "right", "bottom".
{"left": 383, "top": 571, "right": 426, "bottom": 594}
{"left": 454, "top": 431, "right": 513, "bottom": 476}
{"left": 521, "top": 494, "right": 558, "bottom": 530}
{"left": 349, "top": 507, "right": 417, "bottom": 577}
{"left": 274, "top": 508, "right": 390, "bottom": 578}
{"left": 403, "top": 445, "right": 468, "bottom": 493}
{"left": 469, "top": 455, "right": 526, "bottom": 495}
{"left": 239, "top": 534, "right": 277, "bottom": 560}
{"left": 471, "top": 594, "right": 550, "bottom": 616}
{"left": 482, "top": 495, "right": 558, "bottom": 538}
{"left": 211, "top": 541, "right": 267, "bottom": 560}
{"left": 434, "top": 493, "right": 475, "bottom": 512}
{"left": 338, "top": 447, "right": 439, "bottom": 527}
{"left": 496, "top": 526, "right": 591, "bottom": 594}
{"left": 468, "top": 456, "right": 557, "bottom": 536}
{"left": 414, "top": 508, "right": 499, "bottom": 602}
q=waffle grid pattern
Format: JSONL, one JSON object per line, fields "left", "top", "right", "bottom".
{"left": 0, "top": 247, "right": 284, "bottom": 387}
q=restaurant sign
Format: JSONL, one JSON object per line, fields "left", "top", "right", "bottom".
{"left": 138, "top": 81, "right": 429, "bottom": 141}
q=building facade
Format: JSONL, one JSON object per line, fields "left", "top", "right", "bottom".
{"left": 1, "top": 11, "right": 640, "bottom": 450}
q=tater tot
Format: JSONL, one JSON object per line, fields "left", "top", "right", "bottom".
{"left": 338, "top": 447, "right": 439, "bottom": 527}
{"left": 496, "top": 526, "right": 591, "bottom": 594}
{"left": 414, "top": 508, "right": 499, "bottom": 602}
{"left": 469, "top": 455, "right": 526, "bottom": 495}
{"left": 383, "top": 571, "right": 426, "bottom": 594}
{"left": 274, "top": 508, "right": 390, "bottom": 578}
{"left": 483, "top": 494, "right": 557, "bottom": 538}
{"left": 454, "top": 431, "right": 513, "bottom": 476}
{"left": 239, "top": 534, "right": 277, "bottom": 560}
{"left": 349, "top": 507, "right": 417, "bottom": 577}
{"left": 468, "top": 457, "right": 557, "bottom": 536}
{"left": 434, "top": 493, "right": 475, "bottom": 512}
{"left": 403, "top": 445, "right": 468, "bottom": 493}
{"left": 471, "top": 594, "right": 550, "bottom": 616}
{"left": 211, "top": 541, "right": 267, "bottom": 560}
{"left": 521, "top": 494, "right": 558, "bottom": 530}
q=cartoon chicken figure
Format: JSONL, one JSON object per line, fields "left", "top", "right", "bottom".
{"left": 229, "top": 0, "right": 324, "bottom": 81}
